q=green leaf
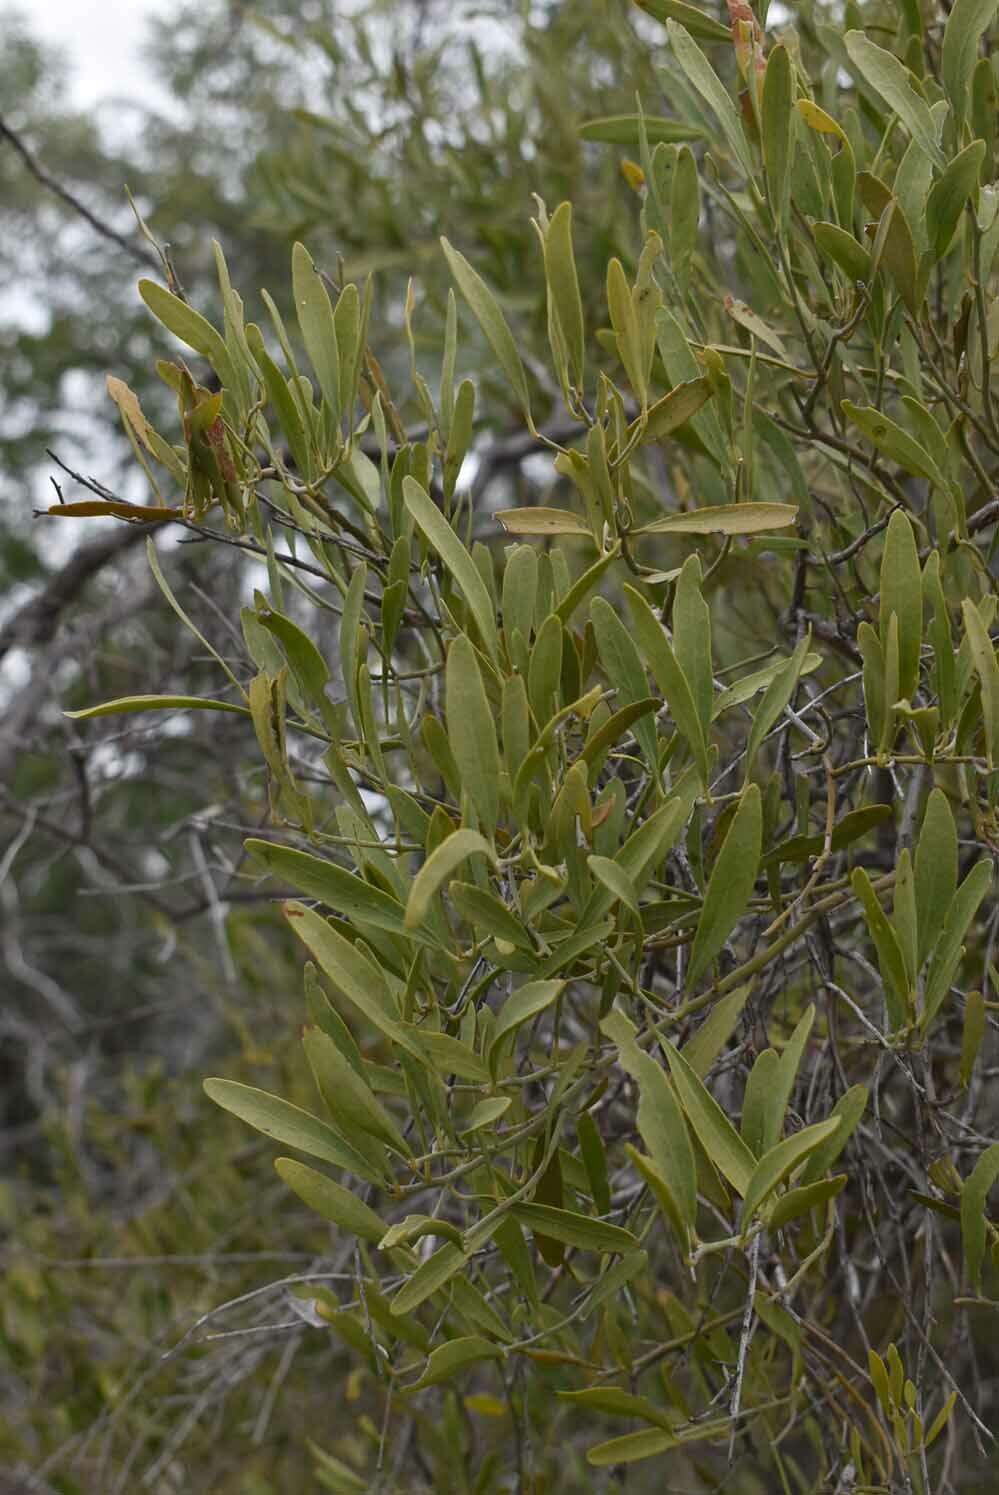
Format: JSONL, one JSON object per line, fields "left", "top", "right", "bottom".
{"left": 625, "top": 584, "right": 708, "bottom": 785}
{"left": 961, "top": 991, "right": 987, "bottom": 1088}
{"left": 666, "top": 21, "right": 753, "bottom": 178}
{"left": 673, "top": 554, "right": 713, "bottom": 737}
{"left": 405, "top": 478, "right": 500, "bottom": 662}
{"left": 768, "top": 1174, "right": 848, "bottom": 1229}
{"left": 606, "top": 258, "right": 648, "bottom": 404}
{"left": 303, "top": 1027, "right": 411, "bottom": 1156}
{"left": 391, "top": 1243, "right": 469, "bottom": 1316}
{"left": 799, "top": 1086, "right": 868, "bottom": 1186}
{"left": 942, "top": 0, "right": 999, "bottom": 124}
{"left": 742, "top": 1117, "right": 842, "bottom": 1223}
{"left": 635, "top": 501, "right": 797, "bottom": 537}
{"left": 962, "top": 599, "right": 999, "bottom": 766}
{"left": 587, "top": 856, "right": 640, "bottom": 917}
{"left": 440, "top": 238, "right": 532, "bottom": 420}
{"left": 880, "top": 510, "right": 923, "bottom": 701}
{"left": 961, "top": 1142, "right": 999, "bottom": 1293}
{"left": 65, "top": 694, "right": 250, "bottom": 721}
{"left": 762, "top": 804, "right": 893, "bottom": 867}
{"left": 138, "top": 279, "right": 236, "bottom": 389}
{"left": 744, "top": 632, "right": 811, "bottom": 777}
{"left": 246, "top": 323, "right": 313, "bottom": 478}
{"left": 586, "top": 1421, "right": 729, "bottom": 1466}
{"left": 462, "top": 1097, "right": 512, "bottom": 1133}
{"left": 812, "top": 221, "right": 871, "bottom": 282}
{"left": 489, "top": 980, "right": 564, "bottom": 1071}
{"left": 637, "top": 378, "right": 713, "bottom": 445}
{"left": 406, "top": 829, "right": 494, "bottom": 931}
{"left": 577, "top": 1112, "right": 611, "bottom": 1215}
{"left": 247, "top": 844, "right": 410, "bottom": 938}
{"left": 842, "top": 404, "right": 945, "bottom": 487}
{"left": 922, "top": 860, "right": 993, "bottom": 1028}
{"left": 450, "top": 882, "right": 534, "bottom": 951}
{"left": 204, "top": 1079, "right": 382, "bottom": 1179}
{"left": 408, "top": 1336, "right": 503, "bottom": 1391}
{"left": 602, "top": 1011, "right": 697, "bottom": 1232}
{"left": 664, "top": 1041, "right": 757, "bottom": 1197}
{"left": 687, "top": 785, "right": 762, "bottom": 987}
{"left": 926, "top": 141, "right": 986, "bottom": 259}
{"left": 770, "top": 1006, "right": 814, "bottom": 1152}
{"left": 762, "top": 45, "right": 793, "bottom": 231}
{"left": 283, "top": 904, "right": 426, "bottom": 1058}
{"left": 741, "top": 1049, "right": 780, "bottom": 1158}
{"left": 579, "top": 114, "right": 704, "bottom": 144}
{"left": 591, "top": 596, "right": 658, "bottom": 768}
{"left": 844, "top": 31, "right": 944, "bottom": 167}
{"left": 851, "top": 868, "right": 910, "bottom": 1029}
{"left": 558, "top": 1386, "right": 672, "bottom": 1428}
{"left": 274, "top": 1157, "right": 386, "bottom": 1242}
{"left": 540, "top": 201, "right": 585, "bottom": 388}
{"left": 496, "top": 507, "right": 592, "bottom": 537}
{"left": 408, "top": 1029, "right": 490, "bottom": 1083}
{"left": 682, "top": 982, "right": 753, "bottom": 1078}
{"left": 502, "top": 545, "right": 538, "bottom": 648}
{"left": 291, "top": 242, "right": 341, "bottom": 422}
{"left": 634, "top": 0, "right": 731, "bottom": 43}
{"left": 510, "top": 1203, "right": 639, "bottom": 1254}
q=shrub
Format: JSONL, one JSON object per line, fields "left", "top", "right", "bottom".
{"left": 56, "top": 1, "right": 999, "bottom": 1488}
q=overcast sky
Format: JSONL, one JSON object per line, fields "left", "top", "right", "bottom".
{"left": 30, "top": 0, "right": 168, "bottom": 110}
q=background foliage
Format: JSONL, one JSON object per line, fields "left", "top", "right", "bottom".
{"left": 4, "top": 0, "right": 999, "bottom": 1491}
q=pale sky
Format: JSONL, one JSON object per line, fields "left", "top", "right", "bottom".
{"left": 29, "top": 0, "right": 169, "bottom": 110}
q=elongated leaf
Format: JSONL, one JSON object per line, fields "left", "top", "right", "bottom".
{"left": 813, "top": 221, "right": 871, "bottom": 281}
{"left": 139, "top": 279, "right": 236, "bottom": 388}
{"left": 926, "top": 142, "right": 986, "bottom": 259}
{"left": 880, "top": 510, "right": 922, "bottom": 701}
{"left": 577, "top": 1112, "right": 611, "bottom": 1215}
{"left": 285, "top": 905, "right": 426, "bottom": 1062}
{"left": 844, "top": 32, "right": 944, "bottom": 167}
{"left": 741, "top": 1049, "right": 780, "bottom": 1159}
{"left": 540, "top": 201, "right": 585, "bottom": 386}
{"left": 489, "top": 980, "right": 563, "bottom": 1069}
{"left": 602, "top": 1010, "right": 697, "bottom": 1231}
{"left": 496, "top": 507, "right": 591, "bottom": 537}
{"left": 665, "top": 1041, "right": 756, "bottom": 1197}
{"left": 638, "top": 377, "right": 712, "bottom": 444}
{"left": 587, "top": 856, "right": 640, "bottom": 917}
{"left": 409, "top": 1030, "right": 490, "bottom": 1083}
{"left": 274, "top": 1157, "right": 385, "bottom": 1242}
{"left": 799, "top": 1085, "right": 868, "bottom": 1186}
{"left": 961, "top": 1142, "right": 999, "bottom": 1293}
{"left": 586, "top": 1421, "right": 728, "bottom": 1466}
{"left": 407, "top": 829, "right": 494, "bottom": 931}
{"left": 769, "top": 1174, "right": 847, "bottom": 1229}
{"left": 450, "top": 882, "right": 534, "bottom": 951}
{"left": 291, "top": 242, "right": 341, "bottom": 422}
{"left": 624, "top": 585, "right": 707, "bottom": 783}
{"left": 204, "top": 1079, "right": 381, "bottom": 1179}
{"left": 682, "top": 982, "right": 753, "bottom": 1077}
{"left": 666, "top": 21, "right": 753, "bottom": 177}
{"left": 851, "top": 868, "right": 910, "bottom": 1029}
{"left": 248, "top": 843, "right": 409, "bottom": 938}
{"left": 634, "top": 0, "right": 731, "bottom": 43}
{"left": 65, "top": 694, "right": 250, "bottom": 720}
{"left": 558, "top": 1386, "right": 672, "bottom": 1427}
{"left": 635, "top": 501, "right": 797, "bottom": 537}
{"left": 579, "top": 114, "right": 703, "bottom": 144}
{"left": 391, "top": 1243, "right": 469, "bottom": 1316}
{"left": 942, "top": 0, "right": 999, "bottom": 124}
{"left": 922, "top": 860, "right": 993, "bottom": 1027}
{"left": 742, "top": 1117, "right": 842, "bottom": 1223}
{"left": 744, "top": 633, "right": 811, "bottom": 776}
{"left": 463, "top": 1097, "right": 512, "bottom": 1133}
{"left": 770, "top": 1006, "right": 815, "bottom": 1153}
{"left": 673, "top": 554, "right": 712, "bottom": 736}
{"left": 408, "top": 1336, "right": 503, "bottom": 1391}
{"left": 762, "top": 804, "right": 892, "bottom": 866}
{"left": 591, "top": 597, "right": 658, "bottom": 768}
{"left": 962, "top": 599, "right": 999, "bottom": 766}
{"left": 440, "top": 239, "right": 532, "bottom": 419}
{"left": 842, "top": 404, "right": 945, "bottom": 487}
{"left": 606, "top": 257, "right": 647, "bottom": 403}
{"left": 510, "top": 1203, "right": 638, "bottom": 1254}
{"left": 405, "top": 477, "right": 500, "bottom": 661}
{"left": 762, "top": 45, "right": 793, "bottom": 230}
{"left": 687, "top": 785, "right": 762, "bottom": 987}
{"left": 303, "top": 1028, "right": 410, "bottom": 1156}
